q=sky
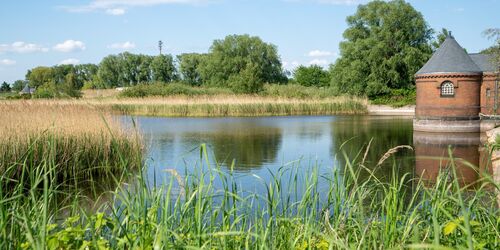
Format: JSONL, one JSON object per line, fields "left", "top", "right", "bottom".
{"left": 1, "top": 0, "right": 499, "bottom": 83}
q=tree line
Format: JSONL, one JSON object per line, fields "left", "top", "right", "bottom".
{"left": 2, "top": 0, "right": 498, "bottom": 98}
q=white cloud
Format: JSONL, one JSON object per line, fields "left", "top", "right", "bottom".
{"left": 53, "top": 40, "right": 86, "bottom": 52}
{"left": 61, "top": 0, "right": 213, "bottom": 14}
{"left": 108, "top": 41, "right": 136, "bottom": 50}
{"left": 106, "top": 8, "right": 126, "bottom": 15}
{"left": 59, "top": 58, "right": 80, "bottom": 65}
{"left": 0, "top": 59, "right": 16, "bottom": 66}
{"left": 307, "top": 50, "right": 334, "bottom": 57}
{"left": 308, "top": 59, "right": 329, "bottom": 66}
{"left": 0, "top": 42, "right": 48, "bottom": 54}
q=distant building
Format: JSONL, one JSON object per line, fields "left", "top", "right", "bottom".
{"left": 19, "top": 84, "right": 35, "bottom": 95}
{"left": 414, "top": 34, "right": 499, "bottom": 132}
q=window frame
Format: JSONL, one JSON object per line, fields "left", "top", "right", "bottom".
{"left": 440, "top": 81, "right": 455, "bottom": 98}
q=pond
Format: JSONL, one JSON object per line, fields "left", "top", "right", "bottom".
{"left": 128, "top": 115, "right": 490, "bottom": 192}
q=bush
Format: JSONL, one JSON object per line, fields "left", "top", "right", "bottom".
{"left": 261, "top": 84, "right": 338, "bottom": 99}
{"left": 82, "top": 80, "right": 104, "bottom": 90}
{"left": 32, "top": 83, "right": 82, "bottom": 99}
{"left": 119, "top": 82, "right": 234, "bottom": 98}
{"left": 5, "top": 94, "right": 31, "bottom": 100}
{"left": 294, "top": 65, "right": 331, "bottom": 87}
{"left": 370, "top": 88, "right": 416, "bottom": 107}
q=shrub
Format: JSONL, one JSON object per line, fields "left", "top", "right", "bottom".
{"left": 370, "top": 88, "right": 416, "bottom": 107}
{"left": 294, "top": 65, "right": 331, "bottom": 87}
{"left": 261, "top": 84, "right": 338, "bottom": 99}
{"left": 119, "top": 82, "right": 234, "bottom": 98}
{"left": 81, "top": 80, "right": 104, "bottom": 90}
{"left": 32, "top": 83, "right": 82, "bottom": 99}
{"left": 32, "top": 83, "right": 58, "bottom": 99}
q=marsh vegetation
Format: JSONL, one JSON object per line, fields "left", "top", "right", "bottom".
{"left": 1, "top": 143, "right": 498, "bottom": 249}
{"left": 0, "top": 102, "right": 142, "bottom": 177}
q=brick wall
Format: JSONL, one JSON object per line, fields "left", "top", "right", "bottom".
{"left": 415, "top": 74, "right": 482, "bottom": 119}
{"left": 480, "top": 74, "right": 498, "bottom": 115}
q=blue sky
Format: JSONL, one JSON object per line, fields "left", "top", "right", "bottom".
{"left": 1, "top": 0, "right": 499, "bottom": 83}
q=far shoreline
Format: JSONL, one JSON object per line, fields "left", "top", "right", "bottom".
{"left": 368, "top": 105, "right": 415, "bottom": 116}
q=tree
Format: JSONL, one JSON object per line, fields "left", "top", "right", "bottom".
{"left": 98, "top": 55, "right": 121, "bottom": 88}
{"left": 178, "top": 53, "right": 205, "bottom": 86}
{"left": 294, "top": 65, "right": 331, "bottom": 87}
{"left": 26, "top": 67, "right": 54, "bottom": 88}
{"left": 0, "top": 82, "right": 11, "bottom": 92}
{"left": 98, "top": 53, "right": 162, "bottom": 87}
{"left": 483, "top": 28, "right": 500, "bottom": 72}
{"left": 152, "top": 54, "right": 177, "bottom": 83}
{"left": 198, "top": 34, "right": 287, "bottom": 93}
{"left": 330, "top": 0, "right": 433, "bottom": 97}
{"left": 431, "top": 28, "right": 450, "bottom": 51}
{"left": 75, "top": 64, "right": 98, "bottom": 88}
{"left": 12, "top": 80, "right": 26, "bottom": 92}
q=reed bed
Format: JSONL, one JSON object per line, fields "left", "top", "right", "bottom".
{"left": 1, "top": 95, "right": 368, "bottom": 117}
{"left": 0, "top": 101, "right": 142, "bottom": 178}
{"left": 106, "top": 95, "right": 368, "bottom": 117}
{"left": 1, "top": 145, "right": 498, "bottom": 249}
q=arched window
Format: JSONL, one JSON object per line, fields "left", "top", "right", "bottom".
{"left": 441, "top": 81, "right": 454, "bottom": 97}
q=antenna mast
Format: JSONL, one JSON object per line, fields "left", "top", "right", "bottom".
{"left": 158, "top": 40, "right": 163, "bottom": 55}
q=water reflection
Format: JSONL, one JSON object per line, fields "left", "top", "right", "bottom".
{"left": 124, "top": 115, "right": 500, "bottom": 207}
{"left": 202, "top": 126, "right": 282, "bottom": 171}
{"left": 413, "top": 131, "right": 491, "bottom": 187}
{"left": 330, "top": 116, "right": 414, "bottom": 182}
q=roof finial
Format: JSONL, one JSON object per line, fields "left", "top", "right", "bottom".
{"left": 448, "top": 31, "right": 453, "bottom": 38}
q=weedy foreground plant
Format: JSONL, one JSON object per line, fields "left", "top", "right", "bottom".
{"left": 0, "top": 142, "right": 498, "bottom": 249}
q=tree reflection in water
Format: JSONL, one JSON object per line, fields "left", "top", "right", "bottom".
{"left": 330, "top": 116, "right": 414, "bottom": 182}
{"left": 199, "top": 126, "right": 283, "bottom": 171}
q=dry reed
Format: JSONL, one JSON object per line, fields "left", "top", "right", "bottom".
{"left": 0, "top": 100, "right": 142, "bottom": 176}
{"left": 100, "top": 95, "right": 368, "bottom": 117}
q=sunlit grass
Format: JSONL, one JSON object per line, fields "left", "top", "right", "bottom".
{"left": 1, "top": 95, "right": 368, "bottom": 117}
{"left": 0, "top": 101, "right": 143, "bottom": 176}
{"left": 106, "top": 95, "right": 368, "bottom": 117}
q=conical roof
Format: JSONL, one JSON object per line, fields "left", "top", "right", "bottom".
{"left": 416, "top": 36, "right": 481, "bottom": 75}
{"left": 20, "top": 84, "right": 31, "bottom": 94}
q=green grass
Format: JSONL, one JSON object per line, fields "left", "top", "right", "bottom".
{"left": 120, "top": 82, "right": 235, "bottom": 98}
{"left": 119, "top": 82, "right": 341, "bottom": 99}
{"left": 0, "top": 133, "right": 142, "bottom": 179}
{"left": 261, "top": 84, "right": 339, "bottom": 99}
{"left": 0, "top": 92, "right": 17, "bottom": 100}
{"left": 0, "top": 142, "right": 498, "bottom": 249}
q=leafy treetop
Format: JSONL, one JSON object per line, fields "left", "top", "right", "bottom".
{"left": 330, "top": 0, "right": 433, "bottom": 97}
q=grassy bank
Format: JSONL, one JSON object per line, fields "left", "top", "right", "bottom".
{"left": 109, "top": 83, "right": 368, "bottom": 116}
{"left": 3, "top": 84, "right": 368, "bottom": 117}
{"left": 1, "top": 145, "right": 498, "bottom": 249}
{"left": 0, "top": 101, "right": 143, "bottom": 178}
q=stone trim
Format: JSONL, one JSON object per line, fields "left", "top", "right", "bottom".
{"left": 413, "top": 119, "right": 480, "bottom": 133}
{"left": 416, "top": 73, "right": 483, "bottom": 79}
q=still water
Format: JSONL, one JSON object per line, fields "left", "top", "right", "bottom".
{"left": 128, "top": 115, "right": 489, "bottom": 190}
